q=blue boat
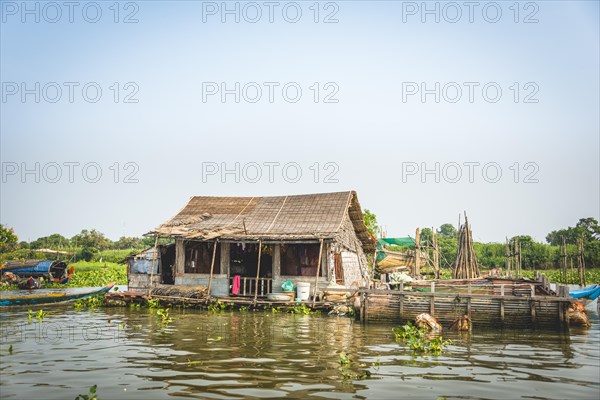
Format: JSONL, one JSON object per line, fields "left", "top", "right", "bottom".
{"left": 0, "top": 282, "right": 115, "bottom": 307}
{"left": 570, "top": 285, "right": 600, "bottom": 301}
{"left": 0, "top": 260, "right": 73, "bottom": 283}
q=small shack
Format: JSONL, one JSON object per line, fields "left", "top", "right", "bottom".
{"left": 130, "top": 191, "right": 376, "bottom": 297}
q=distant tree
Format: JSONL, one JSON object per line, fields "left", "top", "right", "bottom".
{"left": 363, "top": 209, "right": 381, "bottom": 238}
{"left": 420, "top": 227, "right": 433, "bottom": 245}
{"left": 437, "top": 223, "right": 458, "bottom": 238}
{"left": 30, "top": 233, "right": 69, "bottom": 249}
{"left": 114, "top": 236, "right": 144, "bottom": 249}
{"left": 79, "top": 247, "right": 97, "bottom": 262}
{"left": 141, "top": 236, "right": 174, "bottom": 248}
{"left": 546, "top": 217, "right": 600, "bottom": 245}
{"left": 71, "top": 229, "right": 112, "bottom": 250}
{"left": 0, "top": 225, "right": 18, "bottom": 253}
{"left": 576, "top": 217, "right": 600, "bottom": 241}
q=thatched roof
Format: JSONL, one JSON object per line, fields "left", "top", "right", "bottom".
{"left": 151, "top": 191, "right": 375, "bottom": 253}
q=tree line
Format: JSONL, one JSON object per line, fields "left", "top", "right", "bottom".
{"left": 0, "top": 226, "right": 166, "bottom": 262}
{"left": 362, "top": 211, "right": 600, "bottom": 270}
{"left": 2, "top": 215, "right": 600, "bottom": 268}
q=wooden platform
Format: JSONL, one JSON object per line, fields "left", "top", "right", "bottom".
{"left": 359, "top": 282, "right": 572, "bottom": 329}
{"left": 105, "top": 291, "right": 341, "bottom": 312}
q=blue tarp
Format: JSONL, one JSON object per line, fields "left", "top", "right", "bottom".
{"left": 129, "top": 249, "right": 159, "bottom": 274}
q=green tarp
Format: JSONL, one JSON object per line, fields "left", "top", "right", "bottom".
{"left": 376, "top": 237, "right": 416, "bottom": 265}
{"left": 377, "top": 237, "right": 415, "bottom": 248}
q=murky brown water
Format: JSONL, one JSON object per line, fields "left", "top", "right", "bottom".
{"left": 1, "top": 304, "right": 598, "bottom": 399}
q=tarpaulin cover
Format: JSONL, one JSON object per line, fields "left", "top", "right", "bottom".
{"left": 129, "top": 249, "right": 159, "bottom": 274}
{"left": 377, "top": 237, "right": 415, "bottom": 248}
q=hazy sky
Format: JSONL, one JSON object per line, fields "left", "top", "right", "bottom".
{"left": 1, "top": 0, "right": 598, "bottom": 243}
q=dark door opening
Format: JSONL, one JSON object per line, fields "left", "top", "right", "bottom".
{"left": 160, "top": 244, "right": 175, "bottom": 285}
{"left": 230, "top": 243, "right": 273, "bottom": 278}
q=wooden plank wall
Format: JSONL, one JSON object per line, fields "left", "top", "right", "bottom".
{"left": 361, "top": 282, "right": 571, "bottom": 329}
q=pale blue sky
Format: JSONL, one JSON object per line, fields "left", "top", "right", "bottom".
{"left": 1, "top": 0, "right": 598, "bottom": 243}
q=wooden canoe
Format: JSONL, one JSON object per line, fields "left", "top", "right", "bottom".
{"left": 0, "top": 282, "right": 115, "bottom": 307}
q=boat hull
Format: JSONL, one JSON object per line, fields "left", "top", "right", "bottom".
{"left": 0, "top": 282, "right": 115, "bottom": 307}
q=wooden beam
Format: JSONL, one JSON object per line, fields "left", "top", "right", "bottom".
{"left": 253, "top": 240, "right": 262, "bottom": 305}
{"left": 415, "top": 228, "right": 421, "bottom": 276}
{"left": 312, "top": 238, "right": 324, "bottom": 307}
{"left": 206, "top": 239, "right": 218, "bottom": 298}
{"left": 149, "top": 235, "right": 159, "bottom": 289}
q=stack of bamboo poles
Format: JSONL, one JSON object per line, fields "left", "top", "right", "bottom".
{"left": 452, "top": 213, "right": 480, "bottom": 279}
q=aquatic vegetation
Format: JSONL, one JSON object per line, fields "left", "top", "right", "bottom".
{"left": 207, "top": 300, "right": 229, "bottom": 312}
{"left": 337, "top": 352, "right": 372, "bottom": 380}
{"left": 393, "top": 322, "right": 452, "bottom": 355}
{"left": 75, "top": 384, "right": 98, "bottom": 400}
{"left": 288, "top": 304, "right": 319, "bottom": 315}
{"left": 156, "top": 307, "right": 173, "bottom": 325}
{"left": 146, "top": 298, "right": 159, "bottom": 309}
{"left": 73, "top": 294, "right": 106, "bottom": 310}
{"left": 27, "top": 309, "right": 48, "bottom": 322}
{"left": 338, "top": 352, "right": 351, "bottom": 366}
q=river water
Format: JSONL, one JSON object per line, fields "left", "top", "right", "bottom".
{"left": 0, "top": 304, "right": 598, "bottom": 400}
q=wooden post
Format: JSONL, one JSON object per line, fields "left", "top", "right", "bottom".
{"left": 206, "top": 239, "right": 218, "bottom": 298}
{"left": 312, "top": 238, "right": 324, "bottom": 307}
{"left": 500, "top": 285, "right": 505, "bottom": 321}
{"left": 530, "top": 284, "right": 536, "bottom": 323}
{"left": 415, "top": 228, "right": 421, "bottom": 276}
{"left": 430, "top": 281, "right": 435, "bottom": 315}
{"left": 149, "top": 235, "right": 159, "bottom": 289}
{"left": 515, "top": 238, "right": 521, "bottom": 279}
{"left": 577, "top": 237, "right": 586, "bottom": 287}
{"left": 561, "top": 236, "right": 567, "bottom": 285}
{"left": 505, "top": 237, "right": 512, "bottom": 278}
{"left": 399, "top": 281, "right": 404, "bottom": 322}
{"left": 432, "top": 229, "right": 440, "bottom": 280}
{"left": 253, "top": 240, "right": 262, "bottom": 305}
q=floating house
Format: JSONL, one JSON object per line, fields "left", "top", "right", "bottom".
{"left": 128, "top": 191, "right": 376, "bottom": 297}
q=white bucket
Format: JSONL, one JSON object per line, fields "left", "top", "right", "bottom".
{"left": 296, "top": 282, "right": 311, "bottom": 301}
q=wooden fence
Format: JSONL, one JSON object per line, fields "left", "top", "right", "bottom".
{"left": 360, "top": 280, "right": 572, "bottom": 329}
{"left": 229, "top": 277, "right": 272, "bottom": 297}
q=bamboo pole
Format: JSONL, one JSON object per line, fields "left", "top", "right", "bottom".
{"left": 505, "top": 237, "right": 512, "bottom": 278}
{"left": 577, "top": 237, "right": 586, "bottom": 287}
{"left": 149, "top": 235, "right": 159, "bottom": 289}
{"left": 206, "top": 239, "right": 218, "bottom": 298}
{"left": 312, "top": 238, "right": 324, "bottom": 307}
{"left": 433, "top": 228, "right": 439, "bottom": 280}
{"left": 253, "top": 240, "right": 262, "bottom": 305}
{"left": 561, "top": 236, "right": 567, "bottom": 285}
{"left": 415, "top": 228, "right": 421, "bottom": 276}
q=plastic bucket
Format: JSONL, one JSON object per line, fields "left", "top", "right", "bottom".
{"left": 296, "top": 282, "right": 311, "bottom": 301}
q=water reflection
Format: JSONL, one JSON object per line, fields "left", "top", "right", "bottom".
{"left": 0, "top": 306, "right": 598, "bottom": 399}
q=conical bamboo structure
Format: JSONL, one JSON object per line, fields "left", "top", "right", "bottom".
{"left": 452, "top": 213, "right": 480, "bottom": 279}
